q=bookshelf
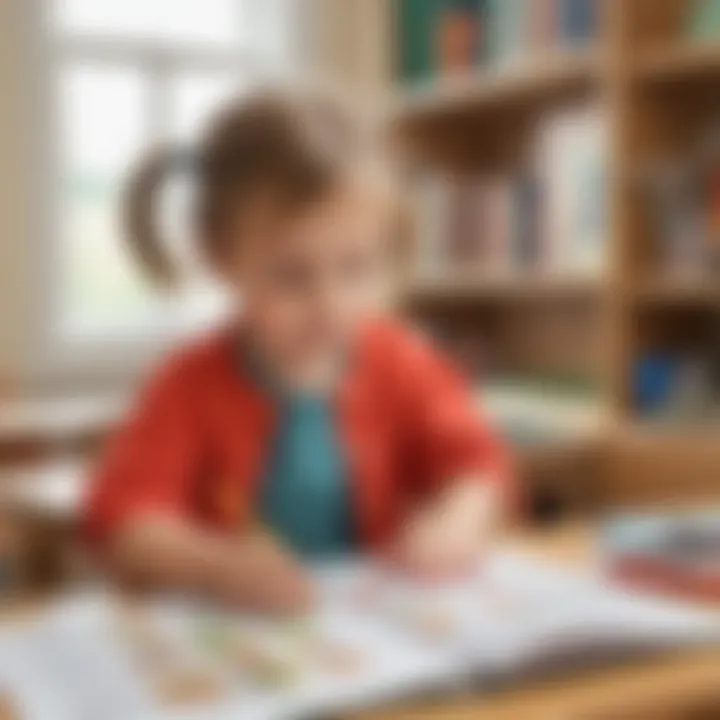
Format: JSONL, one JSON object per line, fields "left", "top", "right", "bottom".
{"left": 406, "top": 274, "right": 601, "bottom": 304}
{"left": 387, "top": 0, "right": 720, "bottom": 509}
{"left": 634, "top": 276, "right": 720, "bottom": 307}
{"left": 636, "top": 42, "right": 720, "bottom": 84}
{"left": 393, "top": 47, "right": 600, "bottom": 125}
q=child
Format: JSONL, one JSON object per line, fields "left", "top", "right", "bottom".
{"left": 84, "top": 89, "right": 511, "bottom": 615}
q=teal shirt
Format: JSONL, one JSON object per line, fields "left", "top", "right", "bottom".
{"left": 259, "top": 393, "right": 354, "bottom": 559}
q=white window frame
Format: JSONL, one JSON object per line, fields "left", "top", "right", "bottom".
{"left": 29, "top": 0, "right": 299, "bottom": 384}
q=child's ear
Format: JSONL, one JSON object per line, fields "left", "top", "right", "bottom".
{"left": 199, "top": 224, "right": 244, "bottom": 286}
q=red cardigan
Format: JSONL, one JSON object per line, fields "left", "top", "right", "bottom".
{"left": 85, "top": 320, "right": 512, "bottom": 549}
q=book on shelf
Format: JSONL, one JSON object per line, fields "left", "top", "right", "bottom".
{"left": 437, "top": 0, "right": 483, "bottom": 74}
{"left": 399, "top": 0, "right": 482, "bottom": 82}
{"left": 397, "top": 0, "right": 598, "bottom": 84}
{"left": 602, "top": 511, "right": 720, "bottom": 602}
{"left": 527, "top": 0, "right": 558, "bottom": 53}
{"left": 409, "top": 103, "right": 606, "bottom": 280}
{"left": 398, "top": 0, "right": 444, "bottom": 84}
{"left": 446, "top": 178, "right": 485, "bottom": 267}
{"left": 557, "top": 0, "right": 597, "bottom": 46}
{"left": 480, "top": 377, "right": 602, "bottom": 445}
{"left": 485, "top": 0, "right": 527, "bottom": 67}
{"left": 534, "top": 104, "right": 607, "bottom": 276}
{"left": 476, "top": 175, "right": 515, "bottom": 271}
{"left": 512, "top": 175, "right": 541, "bottom": 268}
{"left": 687, "top": 0, "right": 720, "bottom": 42}
{"left": 410, "top": 173, "right": 451, "bottom": 278}
{"left": 642, "top": 124, "right": 720, "bottom": 277}
{"left": 633, "top": 352, "right": 720, "bottom": 425}
{"left": 415, "top": 317, "right": 601, "bottom": 445}
{"left": 409, "top": 172, "right": 516, "bottom": 276}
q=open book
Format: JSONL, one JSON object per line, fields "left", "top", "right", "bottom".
{"left": 0, "top": 552, "right": 718, "bottom": 720}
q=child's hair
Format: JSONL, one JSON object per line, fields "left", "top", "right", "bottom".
{"left": 124, "top": 88, "right": 369, "bottom": 286}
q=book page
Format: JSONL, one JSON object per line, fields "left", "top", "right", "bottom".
{"left": 0, "top": 554, "right": 717, "bottom": 720}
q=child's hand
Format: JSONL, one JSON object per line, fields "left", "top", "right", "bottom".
{"left": 109, "top": 516, "right": 314, "bottom": 617}
{"left": 226, "top": 531, "right": 316, "bottom": 615}
{"left": 394, "top": 479, "right": 498, "bottom": 581}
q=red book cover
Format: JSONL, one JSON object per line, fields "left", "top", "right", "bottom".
{"left": 609, "top": 556, "right": 720, "bottom": 603}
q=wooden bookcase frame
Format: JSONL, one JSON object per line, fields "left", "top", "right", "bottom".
{"left": 388, "top": 0, "right": 720, "bottom": 508}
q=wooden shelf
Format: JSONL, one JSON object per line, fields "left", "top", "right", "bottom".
{"left": 0, "top": 394, "right": 125, "bottom": 444}
{"left": 608, "top": 424, "right": 720, "bottom": 506}
{"left": 389, "top": 1, "right": 720, "bottom": 505}
{"left": 619, "top": 424, "right": 720, "bottom": 446}
{"left": 518, "top": 436, "right": 603, "bottom": 461}
{"left": 636, "top": 42, "right": 720, "bottom": 86}
{"left": 406, "top": 274, "right": 602, "bottom": 304}
{"left": 611, "top": 422, "right": 720, "bottom": 463}
{"left": 634, "top": 276, "right": 720, "bottom": 307}
{"left": 482, "top": 383, "right": 605, "bottom": 458}
{"left": 0, "top": 459, "right": 86, "bottom": 524}
{"left": 391, "top": 48, "right": 600, "bottom": 131}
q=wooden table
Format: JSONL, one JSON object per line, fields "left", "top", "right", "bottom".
{"left": 358, "top": 522, "right": 720, "bottom": 720}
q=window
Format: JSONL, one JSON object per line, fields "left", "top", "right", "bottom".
{"left": 47, "top": 0, "right": 296, "bottom": 347}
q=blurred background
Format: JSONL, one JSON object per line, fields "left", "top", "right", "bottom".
{"left": 0, "top": 2, "right": 718, "bottom": 718}
{"left": 0, "top": 0, "right": 718, "bottom": 603}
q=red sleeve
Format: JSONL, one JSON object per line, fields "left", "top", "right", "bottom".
{"left": 83, "top": 354, "right": 201, "bottom": 547}
{"left": 395, "top": 329, "right": 515, "bottom": 509}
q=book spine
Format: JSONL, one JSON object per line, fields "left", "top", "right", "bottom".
{"left": 398, "top": 0, "right": 446, "bottom": 84}
{"left": 572, "top": 109, "right": 606, "bottom": 275}
{"left": 472, "top": 179, "right": 491, "bottom": 264}
{"left": 484, "top": 0, "right": 501, "bottom": 65}
{"left": 486, "top": 0, "right": 525, "bottom": 66}
{"left": 688, "top": 0, "right": 720, "bottom": 40}
{"left": 447, "top": 179, "right": 476, "bottom": 267}
{"left": 558, "top": 0, "right": 597, "bottom": 46}
{"left": 475, "top": 0, "right": 490, "bottom": 66}
{"left": 507, "top": 0, "right": 527, "bottom": 63}
{"left": 483, "top": 177, "right": 513, "bottom": 272}
{"left": 537, "top": 111, "right": 580, "bottom": 273}
{"left": 536, "top": 0, "right": 560, "bottom": 52}
{"left": 513, "top": 175, "right": 541, "bottom": 269}
{"left": 412, "top": 174, "right": 449, "bottom": 278}
{"left": 465, "top": 178, "right": 490, "bottom": 267}
{"left": 437, "top": 1, "right": 479, "bottom": 75}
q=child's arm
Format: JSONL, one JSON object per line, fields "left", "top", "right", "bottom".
{"left": 109, "top": 515, "right": 314, "bottom": 614}
{"left": 390, "top": 330, "right": 514, "bottom": 578}
{"left": 84, "top": 352, "right": 312, "bottom": 615}
{"left": 395, "top": 475, "right": 501, "bottom": 579}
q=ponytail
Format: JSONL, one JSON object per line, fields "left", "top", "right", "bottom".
{"left": 123, "top": 146, "right": 183, "bottom": 287}
{"left": 123, "top": 89, "right": 368, "bottom": 288}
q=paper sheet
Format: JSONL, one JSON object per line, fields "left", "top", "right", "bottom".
{"left": 0, "top": 553, "right": 717, "bottom": 720}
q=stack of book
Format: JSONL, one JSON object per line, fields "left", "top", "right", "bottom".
{"left": 410, "top": 105, "right": 606, "bottom": 280}
{"left": 603, "top": 511, "right": 720, "bottom": 602}
{"left": 480, "top": 377, "right": 602, "bottom": 446}
{"left": 642, "top": 123, "right": 720, "bottom": 279}
{"left": 399, "top": 0, "right": 599, "bottom": 83}
{"left": 633, "top": 350, "right": 720, "bottom": 426}
{"left": 411, "top": 172, "right": 537, "bottom": 277}
{"left": 416, "top": 320, "right": 600, "bottom": 446}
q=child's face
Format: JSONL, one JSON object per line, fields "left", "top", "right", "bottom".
{"left": 223, "top": 181, "right": 389, "bottom": 384}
